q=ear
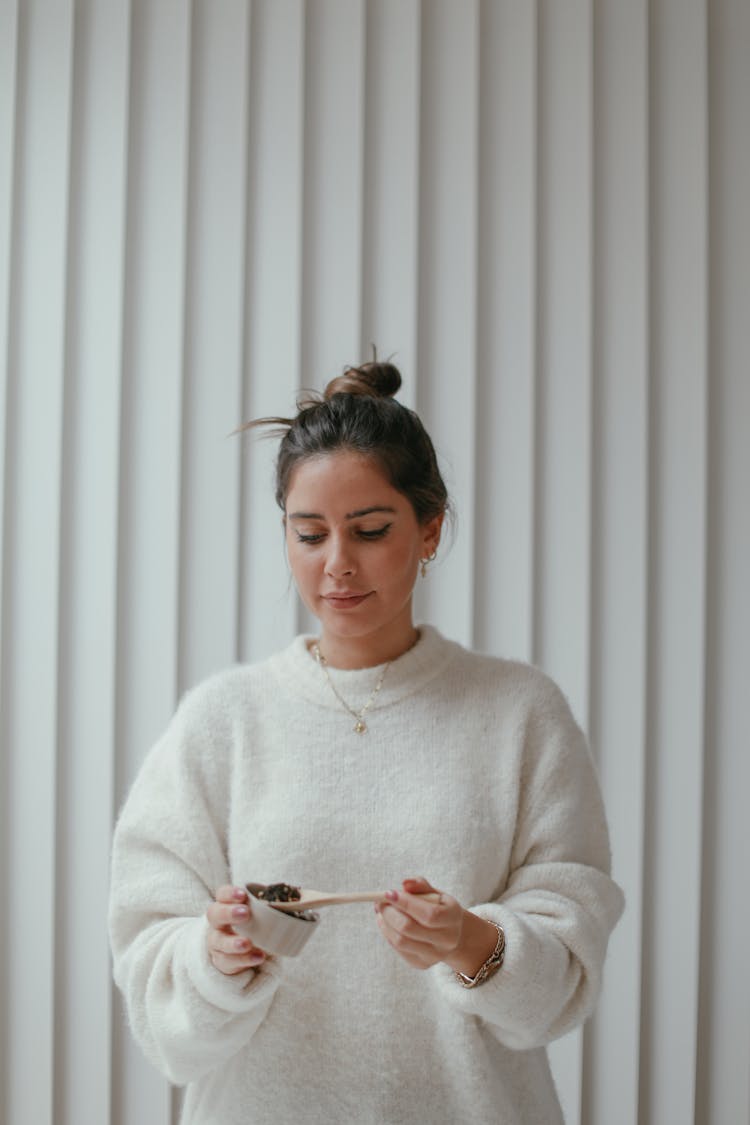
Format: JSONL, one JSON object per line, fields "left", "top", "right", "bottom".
{"left": 420, "top": 512, "right": 444, "bottom": 557}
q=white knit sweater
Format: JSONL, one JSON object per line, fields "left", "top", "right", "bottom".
{"left": 109, "top": 626, "right": 624, "bottom": 1125}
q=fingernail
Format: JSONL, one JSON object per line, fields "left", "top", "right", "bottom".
{"left": 386, "top": 890, "right": 399, "bottom": 903}
{"left": 232, "top": 905, "right": 249, "bottom": 919}
{"left": 234, "top": 937, "right": 250, "bottom": 951}
{"left": 232, "top": 887, "right": 246, "bottom": 900}
{"left": 248, "top": 953, "right": 265, "bottom": 966}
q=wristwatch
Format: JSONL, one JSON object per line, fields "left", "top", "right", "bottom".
{"left": 454, "top": 921, "right": 506, "bottom": 988}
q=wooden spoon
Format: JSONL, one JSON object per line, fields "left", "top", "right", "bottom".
{"left": 245, "top": 883, "right": 441, "bottom": 913}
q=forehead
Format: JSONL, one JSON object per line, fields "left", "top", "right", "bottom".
{"left": 285, "top": 451, "right": 404, "bottom": 512}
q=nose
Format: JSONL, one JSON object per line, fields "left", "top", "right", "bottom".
{"left": 324, "top": 533, "right": 356, "bottom": 578}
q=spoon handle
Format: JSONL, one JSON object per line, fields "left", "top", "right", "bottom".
{"left": 269, "top": 890, "right": 441, "bottom": 912}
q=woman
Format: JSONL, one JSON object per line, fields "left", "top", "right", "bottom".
{"left": 109, "top": 361, "right": 624, "bottom": 1124}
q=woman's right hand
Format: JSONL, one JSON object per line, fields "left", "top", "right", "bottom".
{"left": 206, "top": 885, "right": 268, "bottom": 976}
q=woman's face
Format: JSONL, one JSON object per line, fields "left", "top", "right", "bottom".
{"left": 284, "top": 450, "right": 442, "bottom": 667}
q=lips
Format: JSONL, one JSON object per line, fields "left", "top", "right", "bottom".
{"left": 322, "top": 592, "right": 372, "bottom": 609}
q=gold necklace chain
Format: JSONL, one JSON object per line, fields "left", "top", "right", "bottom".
{"left": 312, "top": 643, "right": 391, "bottom": 734}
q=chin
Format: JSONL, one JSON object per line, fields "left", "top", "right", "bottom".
{"left": 320, "top": 615, "right": 379, "bottom": 639}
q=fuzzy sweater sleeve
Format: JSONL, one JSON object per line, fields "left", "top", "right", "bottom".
{"left": 108, "top": 681, "right": 282, "bottom": 1085}
{"left": 432, "top": 673, "right": 624, "bottom": 1049}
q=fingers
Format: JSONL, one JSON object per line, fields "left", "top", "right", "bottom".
{"left": 215, "top": 884, "right": 248, "bottom": 904}
{"left": 375, "top": 907, "right": 442, "bottom": 968}
{"left": 375, "top": 879, "right": 464, "bottom": 970}
{"left": 208, "top": 930, "right": 267, "bottom": 976}
{"left": 206, "top": 885, "right": 251, "bottom": 933}
{"left": 402, "top": 876, "right": 438, "bottom": 896}
{"left": 206, "top": 885, "right": 268, "bottom": 976}
{"left": 381, "top": 883, "right": 457, "bottom": 931}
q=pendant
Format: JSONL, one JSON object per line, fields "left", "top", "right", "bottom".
{"left": 354, "top": 720, "right": 367, "bottom": 734}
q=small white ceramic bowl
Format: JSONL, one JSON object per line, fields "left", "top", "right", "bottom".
{"left": 232, "top": 890, "right": 320, "bottom": 957}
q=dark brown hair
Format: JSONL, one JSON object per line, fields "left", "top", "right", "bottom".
{"left": 239, "top": 361, "right": 450, "bottom": 525}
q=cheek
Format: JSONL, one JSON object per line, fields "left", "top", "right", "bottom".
{"left": 287, "top": 542, "right": 310, "bottom": 585}
{"left": 286, "top": 543, "right": 315, "bottom": 584}
{"left": 384, "top": 547, "right": 420, "bottom": 591}
{"left": 394, "top": 537, "right": 422, "bottom": 570}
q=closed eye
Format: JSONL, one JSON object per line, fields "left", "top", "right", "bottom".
{"left": 357, "top": 524, "right": 392, "bottom": 539}
{"left": 294, "top": 523, "right": 392, "bottom": 545}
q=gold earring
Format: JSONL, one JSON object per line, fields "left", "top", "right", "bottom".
{"left": 420, "top": 550, "right": 437, "bottom": 578}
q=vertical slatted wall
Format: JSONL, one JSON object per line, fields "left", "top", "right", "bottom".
{"left": 1, "top": 2, "right": 748, "bottom": 1123}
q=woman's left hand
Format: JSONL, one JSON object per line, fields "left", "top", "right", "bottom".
{"left": 375, "top": 876, "right": 499, "bottom": 976}
{"left": 375, "top": 876, "right": 462, "bottom": 970}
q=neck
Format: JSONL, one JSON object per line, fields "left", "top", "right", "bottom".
{"left": 316, "top": 624, "right": 420, "bottom": 670}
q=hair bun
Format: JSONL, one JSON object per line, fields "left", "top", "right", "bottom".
{"left": 324, "top": 360, "right": 402, "bottom": 400}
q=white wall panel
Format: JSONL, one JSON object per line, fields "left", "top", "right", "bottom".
{"left": 2, "top": 4, "right": 749, "bottom": 1123}
{"left": 112, "top": 3, "right": 192, "bottom": 1122}
{"left": 2, "top": 3, "right": 73, "bottom": 1122}
{"left": 585, "top": 4, "right": 649, "bottom": 1124}
{"left": 535, "top": 0, "right": 593, "bottom": 717}
{"left": 536, "top": 2, "right": 594, "bottom": 1118}
{"left": 240, "top": 0, "right": 304, "bottom": 661}
{"left": 697, "top": 2, "right": 750, "bottom": 1122}
{"left": 0, "top": 0, "right": 17, "bottom": 695}
{"left": 54, "top": 5, "right": 130, "bottom": 1124}
{"left": 179, "top": 0, "right": 249, "bottom": 689}
{"left": 415, "top": 0, "right": 479, "bottom": 646}
{"left": 361, "top": 0, "right": 421, "bottom": 403}
{"left": 641, "top": 3, "right": 709, "bottom": 1123}
{"left": 0, "top": 3, "right": 18, "bottom": 1097}
{"left": 300, "top": 0, "right": 365, "bottom": 386}
{"left": 474, "top": 0, "right": 537, "bottom": 661}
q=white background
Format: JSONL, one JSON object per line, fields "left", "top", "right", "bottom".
{"left": 0, "top": 2, "right": 748, "bottom": 1123}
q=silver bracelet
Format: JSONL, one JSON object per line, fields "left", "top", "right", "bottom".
{"left": 454, "top": 921, "right": 505, "bottom": 988}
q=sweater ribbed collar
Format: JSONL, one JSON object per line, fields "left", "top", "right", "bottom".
{"left": 270, "top": 624, "right": 458, "bottom": 714}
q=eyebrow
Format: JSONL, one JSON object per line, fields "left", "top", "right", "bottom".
{"left": 287, "top": 506, "right": 397, "bottom": 521}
